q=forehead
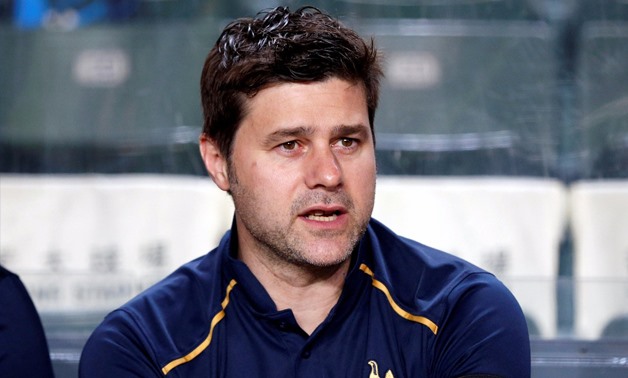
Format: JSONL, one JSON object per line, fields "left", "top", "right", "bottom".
{"left": 240, "top": 78, "right": 369, "bottom": 133}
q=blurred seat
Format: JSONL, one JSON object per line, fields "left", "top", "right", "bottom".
{"left": 0, "top": 20, "right": 222, "bottom": 174}
{"left": 0, "top": 174, "right": 233, "bottom": 312}
{"left": 373, "top": 176, "right": 568, "bottom": 337}
{"left": 601, "top": 315, "right": 628, "bottom": 339}
{"left": 531, "top": 338, "right": 628, "bottom": 376}
{"left": 0, "top": 173, "right": 236, "bottom": 378}
{"left": 571, "top": 21, "right": 628, "bottom": 340}
{"left": 335, "top": 0, "right": 536, "bottom": 20}
{"left": 136, "top": 0, "right": 210, "bottom": 20}
{"left": 576, "top": 0, "right": 628, "bottom": 22}
{"left": 571, "top": 181, "right": 628, "bottom": 339}
{"left": 0, "top": 174, "right": 234, "bottom": 376}
{"left": 353, "top": 19, "right": 560, "bottom": 176}
{"left": 42, "top": 311, "right": 106, "bottom": 377}
{"left": 576, "top": 21, "right": 628, "bottom": 179}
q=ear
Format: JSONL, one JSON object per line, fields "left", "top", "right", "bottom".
{"left": 199, "top": 134, "right": 230, "bottom": 192}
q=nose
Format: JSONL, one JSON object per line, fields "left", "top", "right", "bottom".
{"left": 304, "top": 145, "right": 343, "bottom": 190}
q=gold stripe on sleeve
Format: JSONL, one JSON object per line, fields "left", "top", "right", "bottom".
{"left": 161, "top": 279, "right": 238, "bottom": 375}
{"left": 359, "top": 264, "right": 438, "bottom": 335}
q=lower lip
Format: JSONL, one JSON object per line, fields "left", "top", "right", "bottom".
{"left": 300, "top": 213, "right": 348, "bottom": 229}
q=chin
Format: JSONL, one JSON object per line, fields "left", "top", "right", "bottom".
{"left": 299, "top": 246, "right": 355, "bottom": 268}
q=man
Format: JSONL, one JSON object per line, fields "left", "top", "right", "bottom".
{"left": 80, "top": 6, "right": 530, "bottom": 377}
{"left": 0, "top": 265, "right": 55, "bottom": 378}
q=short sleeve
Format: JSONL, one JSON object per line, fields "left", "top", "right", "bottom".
{"left": 430, "top": 273, "right": 531, "bottom": 377}
{"left": 79, "top": 310, "right": 164, "bottom": 378}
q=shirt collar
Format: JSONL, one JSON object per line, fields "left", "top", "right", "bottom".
{"left": 221, "top": 219, "right": 374, "bottom": 318}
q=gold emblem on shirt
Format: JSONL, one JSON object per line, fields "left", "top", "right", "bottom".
{"left": 368, "top": 360, "right": 394, "bottom": 378}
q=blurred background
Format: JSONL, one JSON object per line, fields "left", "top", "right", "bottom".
{"left": 0, "top": 0, "right": 627, "bottom": 376}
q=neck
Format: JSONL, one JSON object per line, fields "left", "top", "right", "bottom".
{"left": 240, "top": 247, "right": 351, "bottom": 335}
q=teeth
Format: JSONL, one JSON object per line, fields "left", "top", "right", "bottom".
{"left": 306, "top": 213, "right": 338, "bottom": 222}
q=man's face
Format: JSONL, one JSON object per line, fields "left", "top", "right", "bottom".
{"left": 226, "top": 78, "right": 376, "bottom": 268}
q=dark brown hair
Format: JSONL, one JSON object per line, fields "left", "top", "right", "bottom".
{"left": 200, "top": 6, "right": 383, "bottom": 158}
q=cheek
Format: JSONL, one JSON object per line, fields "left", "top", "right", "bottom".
{"left": 349, "top": 159, "right": 377, "bottom": 198}
{"left": 250, "top": 161, "right": 299, "bottom": 196}
{"left": 360, "top": 173, "right": 377, "bottom": 203}
{"left": 356, "top": 151, "right": 377, "bottom": 179}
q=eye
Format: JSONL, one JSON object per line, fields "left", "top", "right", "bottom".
{"left": 334, "top": 138, "right": 359, "bottom": 150}
{"left": 280, "top": 141, "right": 297, "bottom": 151}
{"left": 340, "top": 138, "right": 355, "bottom": 148}
{"left": 275, "top": 140, "right": 304, "bottom": 156}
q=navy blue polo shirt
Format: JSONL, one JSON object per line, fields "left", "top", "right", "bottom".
{"left": 80, "top": 219, "right": 530, "bottom": 377}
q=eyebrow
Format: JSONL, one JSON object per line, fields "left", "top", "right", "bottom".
{"left": 263, "top": 126, "right": 314, "bottom": 146}
{"left": 331, "top": 124, "right": 370, "bottom": 139}
{"left": 262, "top": 124, "right": 370, "bottom": 146}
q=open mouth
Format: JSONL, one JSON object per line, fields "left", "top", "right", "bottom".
{"left": 305, "top": 210, "right": 341, "bottom": 222}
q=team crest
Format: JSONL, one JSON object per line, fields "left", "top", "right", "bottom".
{"left": 367, "top": 360, "right": 394, "bottom": 378}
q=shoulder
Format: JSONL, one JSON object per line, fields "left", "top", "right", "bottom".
{"left": 0, "top": 265, "right": 39, "bottom": 317}
{"left": 0, "top": 264, "right": 15, "bottom": 280}
{"left": 365, "top": 219, "right": 530, "bottom": 376}
{"left": 364, "top": 219, "right": 525, "bottom": 333}
{"left": 0, "top": 265, "right": 38, "bottom": 314}
{"left": 122, "top": 250, "right": 222, "bottom": 325}
{"left": 432, "top": 269, "right": 530, "bottom": 376}
{"left": 0, "top": 265, "right": 21, "bottom": 290}
{"left": 365, "top": 219, "right": 493, "bottom": 317}
{"left": 80, "top": 235, "right": 232, "bottom": 376}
